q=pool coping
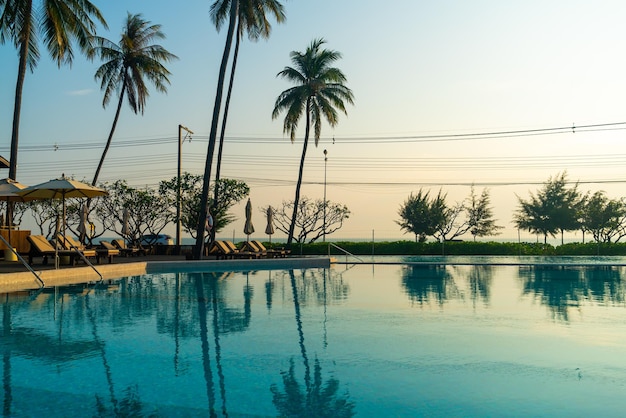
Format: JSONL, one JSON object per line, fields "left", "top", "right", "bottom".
{"left": 0, "top": 257, "right": 332, "bottom": 294}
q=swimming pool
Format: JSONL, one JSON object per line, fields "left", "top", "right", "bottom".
{"left": 2, "top": 263, "right": 626, "bottom": 416}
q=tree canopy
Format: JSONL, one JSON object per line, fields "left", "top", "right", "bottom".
{"left": 514, "top": 172, "right": 583, "bottom": 244}
{"left": 272, "top": 38, "right": 354, "bottom": 245}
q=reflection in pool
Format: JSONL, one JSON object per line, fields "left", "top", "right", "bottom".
{"left": 2, "top": 264, "right": 626, "bottom": 416}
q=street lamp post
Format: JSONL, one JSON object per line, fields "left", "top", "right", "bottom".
{"left": 177, "top": 124, "right": 193, "bottom": 253}
{"left": 323, "top": 149, "right": 328, "bottom": 242}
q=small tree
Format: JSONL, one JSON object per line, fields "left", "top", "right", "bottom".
{"left": 269, "top": 197, "right": 350, "bottom": 243}
{"left": 397, "top": 189, "right": 468, "bottom": 242}
{"left": 514, "top": 172, "right": 582, "bottom": 244}
{"left": 466, "top": 186, "right": 502, "bottom": 241}
{"left": 396, "top": 189, "right": 437, "bottom": 242}
{"left": 158, "top": 174, "right": 249, "bottom": 239}
{"left": 95, "top": 180, "right": 171, "bottom": 245}
{"left": 24, "top": 200, "right": 60, "bottom": 238}
{"left": 580, "top": 191, "right": 626, "bottom": 243}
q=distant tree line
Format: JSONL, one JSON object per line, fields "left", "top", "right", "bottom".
{"left": 397, "top": 172, "right": 626, "bottom": 244}
{"left": 514, "top": 172, "right": 626, "bottom": 244}
{"left": 397, "top": 185, "right": 502, "bottom": 242}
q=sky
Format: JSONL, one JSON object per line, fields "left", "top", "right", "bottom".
{"left": 3, "top": 0, "right": 626, "bottom": 243}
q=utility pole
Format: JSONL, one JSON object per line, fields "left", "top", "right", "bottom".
{"left": 323, "top": 149, "right": 328, "bottom": 242}
{"left": 177, "top": 124, "right": 193, "bottom": 253}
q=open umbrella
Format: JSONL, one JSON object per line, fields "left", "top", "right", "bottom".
{"left": 18, "top": 175, "right": 107, "bottom": 238}
{"left": 243, "top": 198, "right": 254, "bottom": 241}
{"left": 0, "top": 178, "right": 36, "bottom": 251}
{"left": 265, "top": 206, "right": 275, "bottom": 244}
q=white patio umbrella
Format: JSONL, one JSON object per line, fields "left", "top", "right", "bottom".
{"left": 18, "top": 175, "right": 107, "bottom": 238}
{"left": 0, "top": 178, "right": 36, "bottom": 250}
{"left": 243, "top": 198, "right": 254, "bottom": 241}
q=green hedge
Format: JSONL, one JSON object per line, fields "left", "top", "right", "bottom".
{"left": 265, "top": 240, "right": 626, "bottom": 256}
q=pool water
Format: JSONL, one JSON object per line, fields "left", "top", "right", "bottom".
{"left": 2, "top": 263, "right": 626, "bottom": 417}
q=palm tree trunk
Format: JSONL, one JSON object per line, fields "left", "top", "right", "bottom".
{"left": 8, "top": 0, "right": 32, "bottom": 182}
{"left": 211, "top": 25, "right": 242, "bottom": 243}
{"left": 92, "top": 83, "right": 126, "bottom": 186}
{"left": 193, "top": 0, "right": 238, "bottom": 260}
{"left": 287, "top": 98, "right": 312, "bottom": 246}
{"left": 7, "top": 1, "right": 33, "bottom": 229}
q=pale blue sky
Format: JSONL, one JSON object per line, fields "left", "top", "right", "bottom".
{"left": 2, "top": 0, "right": 626, "bottom": 241}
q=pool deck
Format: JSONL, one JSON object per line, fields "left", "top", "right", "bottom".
{"left": 0, "top": 254, "right": 331, "bottom": 294}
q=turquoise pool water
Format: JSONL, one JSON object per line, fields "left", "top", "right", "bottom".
{"left": 2, "top": 263, "right": 626, "bottom": 416}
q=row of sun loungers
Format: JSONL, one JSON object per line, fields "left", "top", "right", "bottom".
{"left": 207, "top": 240, "right": 290, "bottom": 259}
{"left": 25, "top": 235, "right": 289, "bottom": 265}
{"left": 27, "top": 234, "right": 127, "bottom": 265}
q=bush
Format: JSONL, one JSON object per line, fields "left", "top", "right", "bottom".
{"left": 280, "top": 240, "right": 626, "bottom": 256}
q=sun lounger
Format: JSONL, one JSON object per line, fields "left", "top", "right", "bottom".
{"left": 239, "top": 240, "right": 268, "bottom": 257}
{"left": 27, "top": 235, "right": 84, "bottom": 265}
{"left": 207, "top": 240, "right": 259, "bottom": 259}
{"left": 250, "top": 240, "right": 290, "bottom": 258}
{"left": 55, "top": 234, "right": 97, "bottom": 262}
{"left": 207, "top": 240, "right": 234, "bottom": 259}
{"left": 97, "top": 240, "right": 120, "bottom": 264}
{"left": 111, "top": 239, "right": 145, "bottom": 257}
{"left": 224, "top": 240, "right": 260, "bottom": 259}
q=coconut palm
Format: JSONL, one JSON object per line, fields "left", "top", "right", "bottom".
{"left": 209, "top": 0, "right": 285, "bottom": 241}
{"left": 193, "top": 0, "right": 238, "bottom": 260}
{"left": 0, "top": 0, "right": 106, "bottom": 228}
{"left": 90, "top": 12, "right": 177, "bottom": 186}
{"left": 272, "top": 38, "right": 354, "bottom": 245}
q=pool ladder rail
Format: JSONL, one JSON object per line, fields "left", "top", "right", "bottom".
{"left": 0, "top": 233, "right": 45, "bottom": 288}
{"left": 0, "top": 234, "right": 104, "bottom": 289}
{"left": 328, "top": 243, "right": 365, "bottom": 263}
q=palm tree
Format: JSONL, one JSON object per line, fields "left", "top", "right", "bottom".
{"left": 272, "top": 38, "right": 354, "bottom": 245}
{"left": 90, "top": 12, "right": 177, "bottom": 186}
{"left": 0, "top": 0, "right": 106, "bottom": 227}
{"left": 193, "top": 0, "right": 238, "bottom": 260}
{"left": 209, "top": 0, "right": 285, "bottom": 241}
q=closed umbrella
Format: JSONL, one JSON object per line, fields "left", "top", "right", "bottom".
{"left": 122, "top": 208, "right": 130, "bottom": 236}
{"left": 243, "top": 198, "right": 254, "bottom": 241}
{"left": 18, "top": 174, "right": 107, "bottom": 238}
{"left": 265, "top": 206, "right": 275, "bottom": 244}
{"left": 54, "top": 213, "right": 61, "bottom": 268}
{"left": 78, "top": 204, "right": 90, "bottom": 239}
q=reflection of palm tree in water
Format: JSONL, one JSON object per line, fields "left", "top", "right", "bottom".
{"left": 84, "top": 285, "right": 156, "bottom": 417}
{"left": 209, "top": 274, "right": 229, "bottom": 417}
{"left": 270, "top": 269, "right": 354, "bottom": 417}
{"left": 195, "top": 272, "right": 240, "bottom": 417}
{"left": 85, "top": 292, "right": 118, "bottom": 414}
{"left": 195, "top": 275, "right": 218, "bottom": 417}
{"left": 290, "top": 270, "right": 311, "bottom": 388}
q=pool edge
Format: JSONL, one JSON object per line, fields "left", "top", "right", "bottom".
{"left": 0, "top": 257, "right": 332, "bottom": 293}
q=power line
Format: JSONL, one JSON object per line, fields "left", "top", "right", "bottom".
{"left": 3, "top": 120, "right": 626, "bottom": 151}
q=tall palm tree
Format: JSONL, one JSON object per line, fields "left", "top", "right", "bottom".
{"left": 193, "top": 0, "right": 238, "bottom": 260}
{"left": 272, "top": 38, "right": 354, "bottom": 245}
{"left": 0, "top": 0, "right": 106, "bottom": 226}
{"left": 209, "top": 0, "right": 285, "bottom": 241}
{"left": 90, "top": 12, "right": 177, "bottom": 186}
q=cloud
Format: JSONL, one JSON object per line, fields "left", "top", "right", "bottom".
{"left": 66, "top": 89, "right": 94, "bottom": 96}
